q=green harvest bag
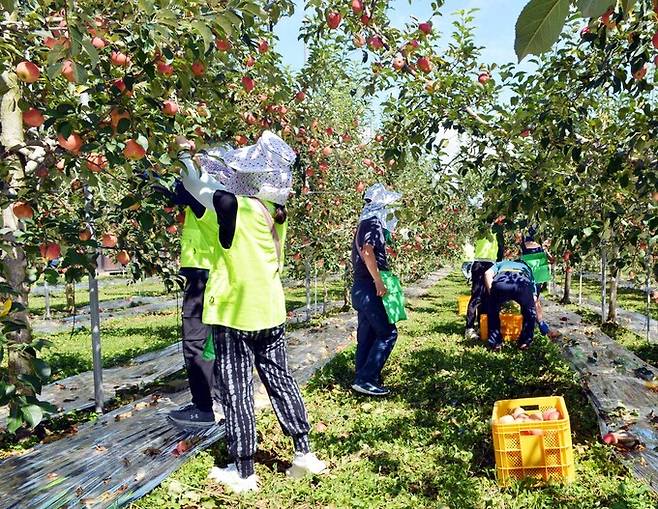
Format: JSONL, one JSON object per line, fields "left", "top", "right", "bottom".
{"left": 201, "top": 332, "right": 215, "bottom": 361}
{"left": 521, "top": 251, "right": 551, "bottom": 284}
{"left": 380, "top": 270, "right": 407, "bottom": 324}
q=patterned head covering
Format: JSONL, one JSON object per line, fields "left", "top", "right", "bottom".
{"left": 359, "top": 183, "right": 402, "bottom": 233}
{"left": 217, "top": 131, "right": 295, "bottom": 205}
{"left": 197, "top": 145, "right": 234, "bottom": 184}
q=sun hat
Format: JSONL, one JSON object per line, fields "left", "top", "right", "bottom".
{"left": 219, "top": 131, "right": 295, "bottom": 205}
{"left": 197, "top": 144, "right": 234, "bottom": 183}
{"left": 360, "top": 183, "right": 402, "bottom": 233}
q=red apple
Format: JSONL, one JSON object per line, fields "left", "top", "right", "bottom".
{"left": 322, "top": 146, "right": 333, "bottom": 157}
{"left": 245, "top": 55, "right": 256, "bottom": 67}
{"left": 653, "top": 31, "right": 658, "bottom": 49}
{"left": 113, "top": 78, "right": 132, "bottom": 96}
{"left": 79, "top": 228, "right": 92, "bottom": 241}
{"left": 101, "top": 233, "right": 118, "bottom": 248}
{"left": 419, "top": 21, "right": 433, "bottom": 35}
{"left": 363, "top": 158, "right": 373, "bottom": 167}
{"left": 417, "top": 56, "right": 432, "bottom": 73}
{"left": 16, "top": 61, "right": 40, "bottom": 83}
{"left": 91, "top": 36, "right": 106, "bottom": 49}
{"left": 258, "top": 40, "right": 269, "bottom": 53}
{"left": 40, "top": 242, "right": 61, "bottom": 261}
{"left": 325, "top": 127, "right": 334, "bottom": 136}
{"left": 580, "top": 26, "right": 590, "bottom": 38}
{"left": 44, "top": 36, "right": 69, "bottom": 49}
{"left": 478, "top": 72, "right": 490, "bottom": 84}
{"left": 356, "top": 181, "right": 366, "bottom": 193}
{"left": 191, "top": 61, "right": 205, "bottom": 76}
{"left": 241, "top": 76, "right": 255, "bottom": 92}
{"left": 86, "top": 153, "right": 108, "bottom": 172}
{"left": 520, "top": 129, "right": 532, "bottom": 138}
{"left": 305, "top": 167, "right": 315, "bottom": 177}
{"left": 23, "top": 108, "right": 44, "bottom": 127}
{"left": 12, "top": 201, "right": 33, "bottom": 219}
{"left": 327, "top": 11, "right": 342, "bottom": 30}
{"left": 360, "top": 14, "right": 371, "bottom": 25}
{"left": 157, "top": 62, "right": 174, "bottom": 76}
{"left": 368, "top": 36, "right": 384, "bottom": 50}
{"left": 110, "top": 108, "right": 130, "bottom": 130}
{"left": 123, "top": 139, "right": 146, "bottom": 160}
{"left": 392, "top": 55, "right": 405, "bottom": 70}
{"left": 353, "top": 34, "right": 366, "bottom": 48}
{"left": 116, "top": 250, "right": 131, "bottom": 265}
{"left": 61, "top": 59, "right": 76, "bottom": 82}
{"left": 375, "top": 134, "right": 384, "bottom": 142}
{"left": 166, "top": 224, "right": 178, "bottom": 234}
{"left": 215, "top": 38, "right": 231, "bottom": 51}
{"left": 162, "top": 100, "right": 179, "bottom": 116}
{"left": 351, "top": 0, "right": 363, "bottom": 13}
{"left": 58, "top": 133, "right": 83, "bottom": 154}
{"left": 633, "top": 65, "right": 647, "bottom": 80}
{"left": 110, "top": 51, "right": 130, "bottom": 67}
{"left": 235, "top": 134, "right": 249, "bottom": 146}
{"left": 295, "top": 90, "right": 306, "bottom": 102}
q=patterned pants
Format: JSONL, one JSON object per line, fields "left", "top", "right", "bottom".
{"left": 213, "top": 324, "right": 311, "bottom": 477}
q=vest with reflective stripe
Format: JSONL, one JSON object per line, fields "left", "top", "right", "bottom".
{"left": 180, "top": 208, "right": 218, "bottom": 270}
{"left": 474, "top": 232, "right": 498, "bottom": 262}
{"left": 203, "top": 197, "right": 287, "bottom": 331}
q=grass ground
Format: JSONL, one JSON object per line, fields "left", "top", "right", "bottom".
{"left": 554, "top": 274, "right": 657, "bottom": 321}
{"left": 38, "top": 281, "right": 347, "bottom": 381}
{"left": 134, "top": 273, "right": 656, "bottom": 509}
{"left": 28, "top": 277, "right": 170, "bottom": 317}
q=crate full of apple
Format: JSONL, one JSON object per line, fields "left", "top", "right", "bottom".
{"left": 491, "top": 396, "right": 575, "bottom": 486}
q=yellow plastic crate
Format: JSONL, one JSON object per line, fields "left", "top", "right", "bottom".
{"left": 480, "top": 313, "right": 522, "bottom": 341}
{"left": 491, "top": 396, "right": 575, "bottom": 486}
{"left": 457, "top": 295, "right": 470, "bottom": 316}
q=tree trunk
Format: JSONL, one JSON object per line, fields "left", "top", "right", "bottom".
{"left": 65, "top": 281, "right": 75, "bottom": 314}
{"left": 1, "top": 71, "right": 33, "bottom": 393}
{"left": 561, "top": 260, "right": 572, "bottom": 304}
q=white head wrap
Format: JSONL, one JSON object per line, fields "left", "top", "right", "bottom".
{"left": 211, "top": 131, "right": 295, "bottom": 206}
{"left": 359, "top": 183, "right": 402, "bottom": 233}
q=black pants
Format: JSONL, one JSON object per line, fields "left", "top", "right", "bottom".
{"left": 214, "top": 324, "right": 311, "bottom": 476}
{"left": 181, "top": 268, "right": 214, "bottom": 413}
{"left": 487, "top": 271, "right": 536, "bottom": 347}
{"left": 466, "top": 261, "right": 493, "bottom": 329}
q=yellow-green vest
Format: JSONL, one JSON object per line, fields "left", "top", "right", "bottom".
{"left": 203, "top": 197, "right": 287, "bottom": 331}
{"left": 180, "top": 208, "right": 217, "bottom": 270}
{"left": 474, "top": 232, "right": 498, "bottom": 262}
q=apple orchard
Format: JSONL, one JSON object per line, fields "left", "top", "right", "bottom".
{"left": 1, "top": 0, "right": 657, "bottom": 431}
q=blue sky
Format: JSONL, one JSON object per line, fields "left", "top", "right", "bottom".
{"left": 274, "top": 0, "right": 529, "bottom": 71}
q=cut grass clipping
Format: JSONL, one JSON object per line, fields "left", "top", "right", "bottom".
{"left": 135, "top": 272, "right": 656, "bottom": 509}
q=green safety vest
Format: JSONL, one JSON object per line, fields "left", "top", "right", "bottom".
{"left": 521, "top": 251, "right": 552, "bottom": 283}
{"left": 180, "top": 208, "right": 218, "bottom": 270}
{"left": 474, "top": 232, "right": 498, "bottom": 261}
{"left": 203, "top": 196, "right": 287, "bottom": 331}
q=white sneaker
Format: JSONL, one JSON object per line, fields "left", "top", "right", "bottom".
{"left": 286, "top": 452, "right": 328, "bottom": 478}
{"left": 465, "top": 328, "right": 479, "bottom": 341}
{"left": 208, "top": 464, "right": 259, "bottom": 493}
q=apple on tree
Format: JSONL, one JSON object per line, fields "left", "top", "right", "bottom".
{"left": 23, "top": 108, "right": 45, "bottom": 127}
{"left": 16, "top": 61, "right": 40, "bottom": 83}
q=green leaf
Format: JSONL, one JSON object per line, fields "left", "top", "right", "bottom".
{"left": 21, "top": 404, "right": 43, "bottom": 428}
{"left": 6, "top": 416, "right": 22, "bottom": 434}
{"left": 46, "top": 62, "right": 62, "bottom": 80}
{"left": 82, "top": 39, "right": 99, "bottom": 69}
{"left": 137, "top": 0, "right": 155, "bottom": 15}
{"left": 73, "top": 62, "right": 88, "bottom": 85}
{"left": 191, "top": 21, "right": 213, "bottom": 52}
{"left": 69, "top": 25, "right": 83, "bottom": 58}
{"left": 215, "top": 15, "right": 235, "bottom": 37}
{"left": 576, "top": 0, "right": 613, "bottom": 17}
{"left": 583, "top": 227, "right": 593, "bottom": 236}
{"left": 32, "top": 358, "right": 51, "bottom": 380}
{"left": 514, "top": 0, "right": 570, "bottom": 62}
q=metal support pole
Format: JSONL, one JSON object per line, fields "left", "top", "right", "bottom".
{"left": 313, "top": 264, "right": 318, "bottom": 317}
{"left": 646, "top": 255, "right": 652, "bottom": 343}
{"left": 304, "top": 258, "right": 311, "bottom": 321}
{"left": 578, "top": 267, "right": 583, "bottom": 306}
{"left": 84, "top": 184, "right": 103, "bottom": 413}
{"left": 601, "top": 245, "right": 607, "bottom": 323}
{"left": 44, "top": 281, "right": 51, "bottom": 320}
{"left": 89, "top": 271, "right": 104, "bottom": 413}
